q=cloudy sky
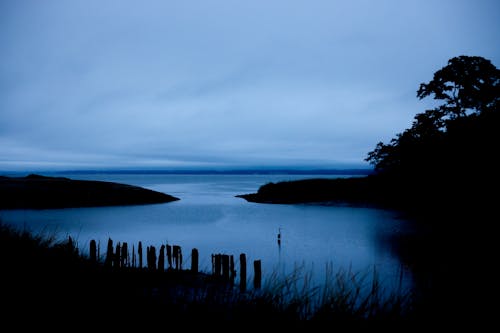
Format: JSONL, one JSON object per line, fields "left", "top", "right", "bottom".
{"left": 1, "top": 0, "right": 499, "bottom": 171}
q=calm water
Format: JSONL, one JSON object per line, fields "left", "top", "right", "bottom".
{"left": 0, "top": 173, "right": 415, "bottom": 293}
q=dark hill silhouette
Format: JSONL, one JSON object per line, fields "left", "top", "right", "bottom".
{"left": 0, "top": 174, "right": 179, "bottom": 209}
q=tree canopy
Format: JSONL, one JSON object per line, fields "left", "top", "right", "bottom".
{"left": 366, "top": 55, "right": 500, "bottom": 175}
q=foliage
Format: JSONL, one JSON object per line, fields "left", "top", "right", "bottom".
{"left": 366, "top": 55, "right": 500, "bottom": 175}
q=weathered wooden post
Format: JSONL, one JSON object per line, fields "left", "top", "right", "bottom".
{"left": 253, "top": 260, "right": 262, "bottom": 289}
{"left": 166, "top": 244, "right": 172, "bottom": 269}
{"left": 222, "top": 254, "right": 230, "bottom": 281}
{"left": 214, "top": 254, "right": 222, "bottom": 277}
{"left": 230, "top": 255, "right": 235, "bottom": 285}
{"left": 105, "top": 238, "right": 113, "bottom": 268}
{"left": 240, "top": 253, "right": 246, "bottom": 292}
{"left": 138, "top": 241, "right": 143, "bottom": 269}
{"left": 132, "top": 244, "right": 136, "bottom": 268}
{"left": 179, "top": 247, "right": 183, "bottom": 270}
{"left": 191, "top": 248, "right": 199, "bottom": 273}
{"left": 148, "top": 245, "right": 157, "bottom": 271}
{"left": 97, "top": 240, "right": 100, "bottom": 263}
{"left": 121, "top": 242, "right": 128, "bottom": 268}
{"left": 115, "top": 243, "right": 121, "bottom": 268}
{"left": 89, "top": 239, "right": 97, "bottom": 263}
{"left": 173, "top": 245, "right": 182, "bottom": 270}
{"left": 158, "top": 245, "right": 165, "bottom": 272}
{"left": 172, "top": 246, "right": 177, "bottom": 270}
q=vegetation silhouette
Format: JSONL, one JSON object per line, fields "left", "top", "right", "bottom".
{"left": 0, "top": 174, "right": 179, "bottom": 209}
{"left": 364, "top": 55, "right": 499, "bottom": 219}
{"left": 239, "top": 55, "right": 500, "bottom": 221}
{"left": 238, "top": 55, "right": 499, "bottom": 323}
{"left": 1, "top": 223, "right": 411, "bottom": 326}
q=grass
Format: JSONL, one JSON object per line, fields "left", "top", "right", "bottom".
{"left": 1, "top": 222, "right": 415, "bottom": 324}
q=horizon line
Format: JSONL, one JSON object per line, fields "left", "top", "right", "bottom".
{"left": 2, "top": 167, "right": 374, "bottom": 176}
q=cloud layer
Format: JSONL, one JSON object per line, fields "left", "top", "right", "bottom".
{"left": 1, "top": 0, "right": 499, "bottom": 170}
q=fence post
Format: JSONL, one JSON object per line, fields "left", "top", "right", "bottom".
{"left": 115, "top": 243, "right": 121, "bottom": 268}
{"left": 132, "top": 244, "right": 136, "bottom": 268}
{"left": 214, "top": 254, "right": 222, "bottom": 276}
{"left": 148, "top": 246, "right": 157, "bottom": 271}
{"left": 230, "top": 255, "right": 235, "bottom": 285}
{"left": 121, "top": 242, "right": 128, "bottom": 268}
{"left": 158, "top": 245, "right": 165, "bottom": 272}
{"left": 253, "top": 260, "right": 261, "bottom": 289}
{"left": 138, "top": 241, "right": 143, "bottom": 269}
{"left": 105, "top": 238, "right": 113, "bottom": 268}
{"left": 89, "top": 239, "right": 97, "bottom": 263}
{"left": 167, "top": 244, "right": 172, "bottom": 269}
{"left": 191, "top": 248, "right": 199, "bottom": 273}
{"left": 179, "top": 247, "right": 183, "bottom": 270}
{"left": 222, "top": 255, "right": 230, "bottom": 280}
{"left": 240, "top": 253, "right": 246, "bottom": 292}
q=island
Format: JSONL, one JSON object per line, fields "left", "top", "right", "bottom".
{"left": 0, "top": 174, "right": 179, "bottom": 209}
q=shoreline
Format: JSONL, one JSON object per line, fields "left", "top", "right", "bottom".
{"left": 0, "top": 174, "right": 179, "bottom": 209}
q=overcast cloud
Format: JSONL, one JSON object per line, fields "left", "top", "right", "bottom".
{"left": 1, "top": 0, "right": 499, "bottom": 171}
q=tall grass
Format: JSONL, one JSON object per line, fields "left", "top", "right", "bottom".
{"left": 1, "top": 222, "right": 414, "bottom": 322}
{"left": 240, "top": 262, "right": 412, "bottom": 321}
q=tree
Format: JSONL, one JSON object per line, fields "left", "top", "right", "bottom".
{"left": 366, "top": 55, "right": 499, "bottom": 173}
{"left": 417, "top": 55, "right": 500, "bottom": 118}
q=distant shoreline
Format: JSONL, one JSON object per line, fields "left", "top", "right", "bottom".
{"left": 0, "top": 174, "right": 179, "bottom": 209}
{"left": 1, "top": 168, "right": 373, "bottom": 176}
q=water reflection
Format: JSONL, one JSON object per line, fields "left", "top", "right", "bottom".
{"left": 0, "top": 174, "right": 416, "bottom": 297}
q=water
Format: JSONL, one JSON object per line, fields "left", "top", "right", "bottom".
{"left": 0, "top": 173, "right": 415, "bottom": 295}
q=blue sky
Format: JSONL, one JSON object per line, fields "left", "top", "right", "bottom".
{"left": 1, "top": 0, "right": 499, "bottom": 171}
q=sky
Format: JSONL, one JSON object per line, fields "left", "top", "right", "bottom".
{"left": 1, "top": 0, "right": 499, "bottom": 171}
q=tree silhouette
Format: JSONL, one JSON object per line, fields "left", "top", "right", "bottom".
{"left": 417, "top": 55, "right": 499, "bottom": 118}
{"left": 366, "top": 55, "right": 499, "bottom": 175}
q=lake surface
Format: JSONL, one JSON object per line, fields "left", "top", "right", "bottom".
{"left": 0, "top": 173, "right": 416, "bottom": 295}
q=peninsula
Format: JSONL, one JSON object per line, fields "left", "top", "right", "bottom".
{"left": 0, "top": 174, "right": 179, "bottom": 209}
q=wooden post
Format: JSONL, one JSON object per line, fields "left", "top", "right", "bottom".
{"left": 222, "top": 254, "right": 230, "bottom": 280}
{"left": 179, "top": 247, "right": 183, "bottom": 270}
{"left": 89, "top": 239, "right": 97, "bottom": 263}
{"left": 138, "top": 241, "right": 143, "bottom": 269}
{"left": 240, "top": 254, "right": 246, "bottom": 292}
{"left": 115, "top": 243, "right": 121, "bottom": 268}
{"left": 173, "top": 245, "right": 182, "bottom": 270}
{"left": 214, "top": 254, "right": 221, "bottom": 276}
{"left": 191, "top": 248, "right": 199, "bottom": 273}
{"left": 105, "top": 238, "right": 113, "bottom": 268}
{"left": 166, "top": 244, "right": 172, "bottom": 269}
{"left": 121, "top": 242, "right": 128, "bottom": 268}
{"left": 230, "top": 255, "right": 235, "bottom": 285}
{"left": 172, "top": 246, "right": 178, "bottom": 270}
{"left": 148, "top": 246, "right": 157, "bottom": 271}
{"left": 158, "top": 245, "right": 165, "bottom": 272}
{"left": 97, "top": 240, "right": 100, "bottom": 263}
{"left": 132, "top": 244, "right": 136, "bottom": 268}
{"left": 253, "top": 260, "right": 262, "bottom": 289}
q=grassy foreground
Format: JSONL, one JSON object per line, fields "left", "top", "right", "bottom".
{"left": 1, "top": 223, "right": 415, "bottom": 325}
